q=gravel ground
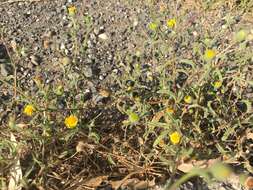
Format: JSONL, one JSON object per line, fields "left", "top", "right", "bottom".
{"left": 0, "top": 0, "right": 251, "bottom": 189}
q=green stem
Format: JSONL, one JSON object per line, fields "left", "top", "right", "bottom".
{"left": 167, "top": 169, "right": 205, "bottom": 190}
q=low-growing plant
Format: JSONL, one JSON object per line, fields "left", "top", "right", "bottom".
{"left": 0, "top": 1, "right": 252, "bottom": 189}
{"left": 115, "top": 4, "right": 253, "bottom": 179}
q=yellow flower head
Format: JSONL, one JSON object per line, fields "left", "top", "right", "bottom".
{"left": 65, "top": 115, "right": 78, "bottom": 129}
{"left": 184, "top": 95, "right": 192, "bottom": 104}
{"left": 167, "top": 18, "right": 176, "bottom": 28}
{"left": 213, "top": 80, "right": 222, "bottom": 89}
{"left": 68, "top": 5, "right": 77, "bottom": 16}
{"left": 204, "top": 49, "right": 216, "bottom": 61}
{"left": 23, "top": 104, "right": 35, "bottom": 116}
{"left": 149, "top": 22, "right": 158, "bottom": 31}
{"left": 169, "top": 131, "right": 181, "bottom": 145}
{"left": 166, "top": 107, "right": 174, "bottom": 114}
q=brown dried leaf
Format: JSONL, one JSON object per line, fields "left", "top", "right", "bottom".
{"left": 134, "top": 178, "right": 156, "bottom": 190}
{"left": 16, "top": 123, "right": 28, "bottom": 129}
{"left": 177, "top": 158, "right": 220, "bottom": 173}
{"left": 111, "top": 178, "right": 139, "bottom": 189}
{"left": 43, "top": 39, "right": 51, "bottom": 49}
{"left": 246, "top": 132, "right": 253, "bottom": 140}
{"left": 151, "top": 110, "right": 164, "bottom": 122}
{"left": 76, "top": 141, "right": 86, "bottom": 153}
{"left": 245, "top": 176, "right": 253, "bottom": 189}
{"left": 84, "top": 176, "right": 108, "bottom": 188}
{"left": 99, "top": 89, "right": 110, "bottom": 98}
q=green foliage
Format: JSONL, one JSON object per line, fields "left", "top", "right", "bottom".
{"left": 116, "top": 0, "right": 253, "bottom": 178}
{"left": 0, "top": 1, "right": 252, "bottom": 189}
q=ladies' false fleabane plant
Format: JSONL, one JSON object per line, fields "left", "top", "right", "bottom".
{"left": 65, "top": 115, "right": 78, "bottom": 129}
{"left": 23, "top": 104, "right": 36, "bottom": 116}
{"left": 169, "top": 131, "right": 181, "bottom": 145}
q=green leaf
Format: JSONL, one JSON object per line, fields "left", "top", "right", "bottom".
{"left": 215, "top": 143, "right": 228, "bottom": 155}
{"left": 107, "top": 155, "right": 116, "bottom": 166}
{"left": 209, "top": 162, "right": 232, "bottom": 181}
{"left": 235, "top": 30, "right": 248, "bottom": 42}
{"left": 157, "top": 89, "right": 177, "bottom": 101}
{"left": 180, "top": 59, "right": 196, "bottom": 70}
{"left": 153, "top": 130, "right": 169, "bottom": 147}
{"left": 207, "top": 101, "right": 218, "bottom": 117}
{"left": 221, "top": 124, "right": 239, "bottom": 141}
{"left": 89, "top": 132, "right": 100, "bottom": 143}
{"left": 128, "top": 112, "right": 140, "bottom": 123}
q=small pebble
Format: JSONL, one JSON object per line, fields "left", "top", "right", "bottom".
{"left": 30, "top": 55, "right": 41, "bottom": 66}
{"left": 98, "top": 33, "right": 109, "bottom": 40}
{"left": 83, "top": 66, "right": 93, "bottom": 78}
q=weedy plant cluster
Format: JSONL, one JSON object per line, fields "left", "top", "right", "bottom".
{"left": 117, "top": 16, "right": 252, "bottom": 165}
{"left": 114, "top": 0, "right": 253, "bottom": 186}
{"left": 0, "top": 0, "right": 253, "bottom": 189}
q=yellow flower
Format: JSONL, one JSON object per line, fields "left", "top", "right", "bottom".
{"left": 167, "top": 18, "right": 176, "bottom": 28}
{"left": 213, "top": 80, "right": 222, "bottom": 89}
{"left": 68, "top": 5, "right": 77, "bottom": 16}
{"left": 204, "top": 49, "right": 216, "bottom": 61}
{"left": 165, "top": 107, "right": 174, "bottom": 114}
{"left": 184, "top": 95, "right": 192, "bottom": 104}
{"left": 169, "top": 131, "right": 181, "bottom": 145}
{"left": 65, "top": 115, "right": 78, "bottom": 129}
{"left": 149, "top": 22, "right": 158, "bottom": 31}
{"left": 23, "top": 104, "right": 35, "bottom": 116}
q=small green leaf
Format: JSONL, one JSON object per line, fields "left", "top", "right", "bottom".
{"left": 153, "top": 130, "right": 169, "bottom": 147}
{"left": 128, "top": 112, "right": 140, "bottom": 123}
{"left": 180, "top": 59, "right": 196, "bottom": 69}
{"left": 107, "top": 155, "right": 116, "bottom": 166}
{"left": 89, "top": 132, "right": 100, "bottom": 143}
{"left": 235, "top": 30, "right": 248, "bottom": 42}
{"left": 221, "top": 124, "right": 239, "bottom": 141}
{"left": 148, "top": 22, "right": 158, "bottom": 31}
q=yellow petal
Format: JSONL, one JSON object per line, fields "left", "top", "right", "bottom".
{"left": 169, "top": 131, "right": 181, "bottom": 145}
{"left": 65, "top": 115, "right": 78, "bottom": 129}
{"left": 23, "top": 105, "right": 35, "bottom": 116}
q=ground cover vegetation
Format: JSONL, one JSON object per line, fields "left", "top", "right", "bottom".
{"left": 0, "top": 0, "right": 253, "bottom": 189}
